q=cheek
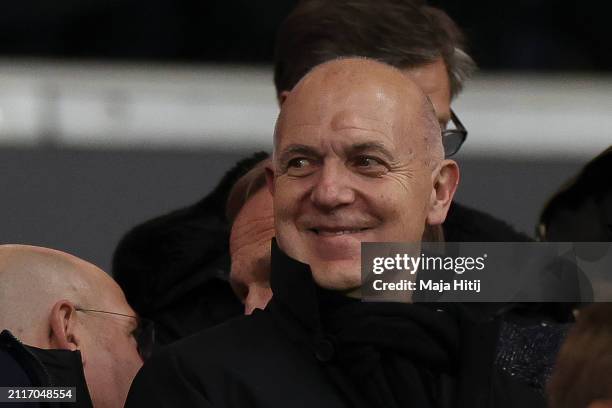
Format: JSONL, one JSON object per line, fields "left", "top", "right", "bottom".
{"left": 112, "top": 335, "right": 143, "bottom": 377}
{"left": 364, "top": 179, "right": 430, "bottom": 234}
{"left": 273, "top": 179, "right": 306, "bottom": 221}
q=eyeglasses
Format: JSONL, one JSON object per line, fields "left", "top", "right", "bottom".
{"left": 75, "top": 308, "right": 155, "bottom": 360}
{"left": 442, "top": 110, "right": 468, "bottom": 158}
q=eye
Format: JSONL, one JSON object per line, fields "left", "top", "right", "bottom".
{"left": 287, "top": 157, "right": 311, "bottom": 169}
{"left": 354, "top": 156, "right": 380, "bottom": 167}
{"left": 286, "top": 157, "right": 316, "bottom": 176}
{"left": 352, "top": 156, "right": 388, "bottom": 175}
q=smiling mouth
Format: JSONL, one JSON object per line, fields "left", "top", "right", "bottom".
{"left": 309, "top": 228, "right": 370, "bottom": 236}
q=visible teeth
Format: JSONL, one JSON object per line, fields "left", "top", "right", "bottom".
{"left": 316, "top": 229, "right": 363, "bottom": 236}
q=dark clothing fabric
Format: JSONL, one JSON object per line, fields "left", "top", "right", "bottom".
{"left": 112, "top": 202, "right": 241, "bottom": 346}
{"left": 0, "top": 330, "right": 93, "bottom": 408}
{"left": 111, "top": 153, "right": 270, "bottom": 345}
{"left": 444, "top": 202, "right": 532, "bottom": 242}
{"left": 539, "top": 146, "right": 612, "bottom": 242}
{"left": 126, "top": 243, "right": 553, "bottom": 408}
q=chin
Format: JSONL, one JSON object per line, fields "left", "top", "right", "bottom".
{"left": 309, "top": 258, "right": 362, "bottom": 290}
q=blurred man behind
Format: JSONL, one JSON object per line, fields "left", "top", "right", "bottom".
{"left": 0, "top": 245, "right": 146, "bottom": 408}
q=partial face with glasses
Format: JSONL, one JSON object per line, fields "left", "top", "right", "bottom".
{"left": 68, "top": 286, "right": 148, "bottom": 408}
{"left": 401, "top": 58, "right": 467, "bottom": 157}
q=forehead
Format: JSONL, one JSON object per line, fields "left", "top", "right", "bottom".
{"left": 277, "top": 80, "right": 417, "bottom": 149}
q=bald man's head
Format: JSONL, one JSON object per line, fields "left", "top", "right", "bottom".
{"left": 267, "top": 57, "right": 459, "bottom": 290}
{"left": 274, "top": 57, "right": 444, "bottom": 167}
{"left": 0, "top": 245, "right": 142, "bottom": 408}
{"left": 0, "top": 245, "right": 129, "bottom": 343}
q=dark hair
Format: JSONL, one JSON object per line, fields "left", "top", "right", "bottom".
{"left": 538, "top": 146, "right": 612, "bottom": 240}
{"left": 547, "top": 303, "right": 612, "bottom": 408}
{"left": 274, "top": 0, "right": 475, "bottom": 99}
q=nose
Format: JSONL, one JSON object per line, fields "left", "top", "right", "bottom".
{"left": 310, "top": 160, "right": 355, "bottom": 211}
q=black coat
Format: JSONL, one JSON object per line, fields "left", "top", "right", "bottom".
{"left": 0, "top": 330, "right": 93, "bottom": 408}
{"left": 126, "top": 243, "right": 559, "bottom": 408}
{"left": 444, "top": 202, "right": 532, "bottom": 242}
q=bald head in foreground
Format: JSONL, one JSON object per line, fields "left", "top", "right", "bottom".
{"left": 0, "top": 245, "right": 144, "bottom": 408}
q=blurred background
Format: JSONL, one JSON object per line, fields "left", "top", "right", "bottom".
{"left": 1, "top": 0, "right": 611, "bottom": 271}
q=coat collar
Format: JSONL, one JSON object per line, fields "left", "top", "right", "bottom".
{"left": 269, "top": 239, "right": 323, "bottom": 331}
{"left": 0, "top": 329, "right": 94, "bottom": 408}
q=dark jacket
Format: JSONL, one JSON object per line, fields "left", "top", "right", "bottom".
{"left": 444, "top": 202, "right": 532, "bottom": 242}
{"left": 0, "top": 330, "right": 93, "bottom": 408}
{"left": 126, "top": 243, "right": 562, "bottom": 408}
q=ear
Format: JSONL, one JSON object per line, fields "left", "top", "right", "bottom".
{"left": 265, "top": 164, "right": 275, "bottom": 197}
{"left": 427, "top": 160, "right": 460, "bottom": 226}
{"left": 277, "top": 90, "right": 290, "bottom": 107}
{"left": 48, "top": 300, "right": 80, "bottom": 352}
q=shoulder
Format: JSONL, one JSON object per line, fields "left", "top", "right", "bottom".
{"left": 444, "top": 202, "right": 533, "bottom": 242}
{"left": 495, "top": 318, "right": 569, "bottom": 391}
{"left": 126, "top": 311, "right": 281, "bottom": 407}
{"left": 150, "top": 309, "right": 288, "bottom": 377}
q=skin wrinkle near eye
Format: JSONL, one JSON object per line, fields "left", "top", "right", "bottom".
{"left": 348, "top": 142, "right": 396, "bottom": 163}
{"left": 278, "top": 144, "right": 322, "bottom": 173}
{"left": 281, "top": 139, "right": 421, "bottom": 182}
{"left": 384, "top": 166, "right": 419, "bottom": 193}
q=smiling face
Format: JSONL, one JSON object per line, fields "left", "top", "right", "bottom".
{"left": 269, "top": 58, "right": 457, "bottom": 290}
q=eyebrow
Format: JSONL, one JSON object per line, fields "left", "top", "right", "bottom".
{"left": 278, "top": 142, "right": 397, "bottom": 162}
{"left": 348, "top": 142, "right": 395, "bottom": 162}
{"left": 277, "top": 144, "right": 321, "bottom": 165}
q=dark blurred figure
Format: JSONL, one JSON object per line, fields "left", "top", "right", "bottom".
{"left": 534, "top": 146, "right": 612, "bottom": 319}
{"left": 538, "top": 146, "right": 612, "bottom": 242}
{"left": 547, "top": 303, "right": 612, "bottom": 408}
{"left": 112, "top": 153, "right": 268, "bottom": 345}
